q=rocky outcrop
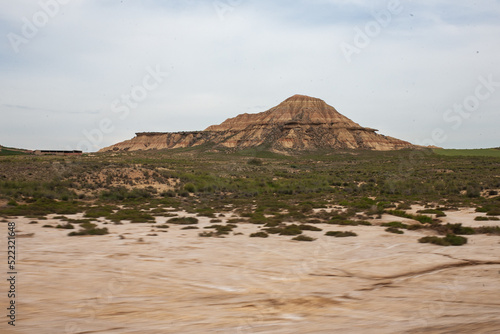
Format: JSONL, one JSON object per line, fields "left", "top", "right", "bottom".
{"left": 99, "top": 94, "right": 417, "bottom": 152}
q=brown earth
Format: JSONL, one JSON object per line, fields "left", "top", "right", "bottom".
{"left": 99, "top": 95, "right": 417, "bottom": 153}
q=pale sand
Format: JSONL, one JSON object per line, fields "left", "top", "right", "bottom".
{"left": 1, "top": 208, "right": 499, "bottom": 334}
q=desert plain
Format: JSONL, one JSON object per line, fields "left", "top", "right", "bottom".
{"left": 2, "top": 205, "right": 500, "bottom": 334}
{"left": 1, "top": 147, "right": 500, "bottom": 333}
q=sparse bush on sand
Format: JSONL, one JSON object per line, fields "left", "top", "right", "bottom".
{"left": 325, "top": 231, "right": 357, "bottom": 237}
{"left": 418, "top": 234, "right": 467, "bottom": 246}
{"left": 168, "top": 217, "right": 199, "bottom": 225}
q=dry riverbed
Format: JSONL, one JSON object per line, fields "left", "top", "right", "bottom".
{"left": 1, "top": 208, "right": 500, "bottom": 333}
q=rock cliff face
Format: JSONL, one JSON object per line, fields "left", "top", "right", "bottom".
{"left": 99, "top": 95, "right": 416, "bottom": 152}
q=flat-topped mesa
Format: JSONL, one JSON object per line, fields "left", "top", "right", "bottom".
{"left": 136, "top": 131, "right": 204, "bottom": 136}
{"left": 99, "top": 94, "right": 417, "bottom": 152}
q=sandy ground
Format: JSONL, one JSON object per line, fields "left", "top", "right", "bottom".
{"left": 1, "top": 208, "right": 500, "bottom": 334}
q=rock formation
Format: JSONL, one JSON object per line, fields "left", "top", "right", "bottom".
{"left": 99, "top": 94, "right": 417, "bottom": 152}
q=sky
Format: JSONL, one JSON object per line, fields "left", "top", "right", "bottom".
{"left": 1, "top": 0, "right": 499, "bottom": 151}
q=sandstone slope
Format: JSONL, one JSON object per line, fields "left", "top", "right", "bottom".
{"left": 99, "top": 94, "right": 416, "bottom": 152}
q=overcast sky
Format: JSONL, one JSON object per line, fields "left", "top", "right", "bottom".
{"left": 1, "top": 0, "right": 499, "bottom": 151}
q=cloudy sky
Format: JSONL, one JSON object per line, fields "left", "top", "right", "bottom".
{"left": 1, "top": 0, "right": 499, "bottom": 151}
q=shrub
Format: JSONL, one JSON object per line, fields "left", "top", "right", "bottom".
{"left": 68, "top": 222, "right": 109, "bottom": 236}
{"left": 407, "top": 224, "right": 423, "bottom": 230}
{"left": 299, "top": 224, "right": 322, "bottom": 231}
{"left": 263, "top": 227, "right": 283, "bottom": 234}
{"left": 474, "top": 216, "right": 490, "bottom": 221}
{"left": 198, "top": 231, "right": 217, "bottom": 237}
{"left": 382, "top": 221, "right": 408, "bottom": 229}
{"left": 486, "top": 208, "right": 500, "bottom": 216}
{"left": 279, "top": 224, "right": 303, "bottom": 236}
{"left": 168, "top": 217, "right": 198, "bottom": 225}
{"left": 417, "top": 209, "right": 446, "bottom": 217}
{"left": 247, "top": 158, "right": 263, "bottom": 166}
{"left": 181, "top": 226, "right": 199, "bottom": 230}
{"left": 264, "top": 221, "right": 281, "bottom": 227}
{"left": 196, "top": 207, "right": 216, "bottom": 218}
{"left": 385, "top": 227, "right": 404, "bottom": 234}
{"left": 248, "top": 212, "right": 267, "bottom": 225}
{"left": 431, "top": 223, "right": 475, "bottom": 235}
{"left": 466, "top": 184, "right": 481, "bottom": 198}
{"left": 329, "top": 220, "right": 371, "bottom": 226}
{"left": 292, "top": 235, "right": 316, "bottom": 242}
{"left": 419, "top": 236, "right": 448, "bottom": 246}
{"left": 443, "top": 234, "right": 468, "bottom": 245}
{"left": 203, "top": 224, "right": 235, "bottom": 235}
{"left": 414, "top": 215, "right": 434, "bottom": 224}
{"left": 161, "top": 190, "right": 176, "bottom": 198}
{"left": 184, "top": 183, "right": 196, "bottom": 193}
{"left": 418, "top": 234, "right": 467, "bottom": 246}
{"left": 84, "top": 205, "right": 116, "bottom": 219}
{"left": 0, "top": 198, "right": 81, "bottom": 217}
{"left": 250, "top": 232, "right": 269, "bottom": 238}
{"left": 475, "top": 226, "right": 500, "bottom": 235}
{"left": 108, "top": 209, "right": 155, "bottom": 223}
{"left": 227, "top": 218, "right": 247, "bottom": 224}
{"left": 325, "top": 231, "right": 357, "bottom": 237}
{"left": 386, "top": 210, "right": 433, "bottom": 224}
{"left": 56, "top": 223, "right": 74, "bottom": 229}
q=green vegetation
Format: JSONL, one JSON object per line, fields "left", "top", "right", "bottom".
{"left": 298, "top": 224, "right": 322, "bottom": 231}
{"left": 278, "top": 224, "right": 303, "bottom": 236}
{"left": 56, "top": 223, "right": 74, "bottom": 229}
{"left": 0, "top": 198, "right": 81, "bottom": 217}
{"left": 382, "top": 221, "right": 423, "bottom": 230}
{"left": 418, "top": 234, "right": 468, "bottom": 246}
{"left": 475, "top": 226, "right": 500, "bottom": 235}
{"left": 181, "top": 226, "right": 199, "bottom": 230}
{"left": 417, "top": 209, "right": 446, "bottom": 217}
{"left": 0, "top": 148, "right": 498, "bottom": 242}
{"left": 329, "top": 219, "right": 372, "bottom": 226}
{"left": 203, "top": 224, "right": 237, "bottom": 236}
{"left": 386, "top": 210, "right": 434, "bottom": 224}
{"left": 247, "top": 158, "right": 263, "bottom": 166}
{"left": 250, "top": 231, "right": 269, "bottom": 238}
{"left": 168, "top": 217, "right": 198, "bottom": 225}
{"left": 385, "top": 227, "right": 404, "bottom": 234}
{"left": 325, "top": 231, "right": 357, "bottom": 237}
{"left": 292, "top": 235, "right": 316, "bottom": 241}
{"left": 68, "top": 222, "right": 109, "bottom": 236}
{"left": 107, "top": 209, "right": 155, "bottom": 223}
{"left": 430, "top": 223, "right": 476, "bottom": 235}
{"left": 0, "top": 147, "right": 31, "bottom": 156}
{"left": 433, "top": 148, "right": 500, "bottom": 158}
{"left": 475, "top": 216, "right": 492, "bottom": 221}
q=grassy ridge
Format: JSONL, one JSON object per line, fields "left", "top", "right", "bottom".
{"left": 433, "top": 148, "right": 500, "bottom": 157}
{"left": 0, "top": 147, "right": 31, "bottom": 156}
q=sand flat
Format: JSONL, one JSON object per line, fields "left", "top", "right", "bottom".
{"left": 1, "top": 211, "right": 500, "bottom": 334}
